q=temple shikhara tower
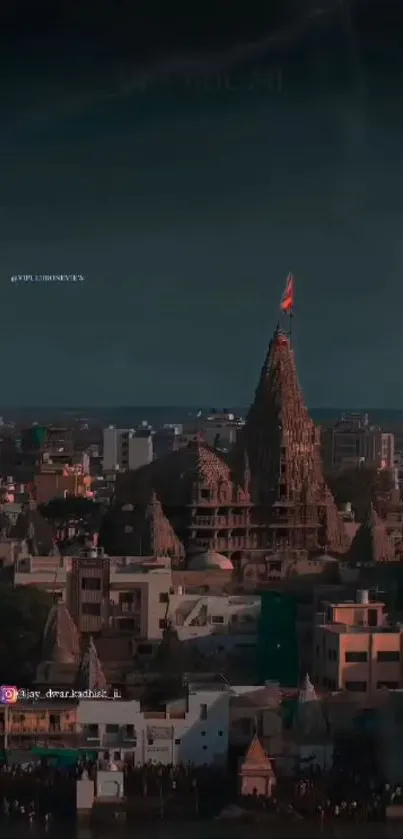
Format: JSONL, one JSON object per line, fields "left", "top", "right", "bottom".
{"left": 233, "top": 327, "right": 348, "bottom": 557}
{"left": 106, "top": 324, "right": 348, "bottom": 569}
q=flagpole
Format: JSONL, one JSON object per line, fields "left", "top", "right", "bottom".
{"left": 280, "top": 273, "right": 295, "bottom": 345}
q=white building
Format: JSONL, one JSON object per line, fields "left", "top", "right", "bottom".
{"left": 12, "top": 552, "right": 261, "bottom": 652}
{"left": 197, "top": 412, "right": 244, "bottom": 451}
{"left": 102, "top": 426, "right": 153, "bottom": 473}
{"left": 170, "top": 592, "right": 260, "bottom": 656}
{"left": 78, "top": 689, "right": 230, "bottom": 766}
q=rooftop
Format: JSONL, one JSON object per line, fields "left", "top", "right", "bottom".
{"left": 321, "top": 622, "right": 402, "bottom": 634}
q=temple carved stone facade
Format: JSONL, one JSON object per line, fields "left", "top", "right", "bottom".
{"left": 103, "top": 328, "right": 348, "bottom": 568}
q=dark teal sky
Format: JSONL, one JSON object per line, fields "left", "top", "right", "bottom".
{"left": 1, "top": 26, "right": 402, "bottom": 407}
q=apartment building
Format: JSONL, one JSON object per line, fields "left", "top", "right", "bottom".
{"left": 103, "top": 427, "right": 153, "bottom": 473}
{"left": 0, "top": 688, "right": 229, "bottom": 767}
{"left": 313, "top": 589, "right": 403, "bottom": 693}
{"left": 78, "top": 689, "right": 230, "bottom": 766}
{"left": 33, "top": 463, "right": 92, "bottom": 505}
{"left": 13, "top": 554, "right": 71, "bottom": 601}
{"left": 13, "top": 552, "right": 173, "bottom": 637}
{"left": 12, "top": 553, "right": 261, "bottom": 647}
{"left": 196, "top": 412, "right": 243, "bottom": 451}
{"left": 0, "top": 702, "right": 78, "bottom": 752}
{"left": 322, "top": 413, "right": 395, "bottom": 471}
{"left": 170, "top": 592, "right": 260, "bottom": 656}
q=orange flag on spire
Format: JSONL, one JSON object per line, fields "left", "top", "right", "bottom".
{"left": 280, "top": 273, "right": 294, "bottom": 313}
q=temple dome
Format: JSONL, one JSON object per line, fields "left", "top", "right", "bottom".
{"left": 188, "top": 550, "right": 234, "bottom": 571}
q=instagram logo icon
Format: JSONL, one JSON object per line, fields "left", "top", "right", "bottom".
{"left": 0, "top": 686, "right": 18, "bottom": 704}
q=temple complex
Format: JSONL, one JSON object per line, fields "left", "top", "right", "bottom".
{"left": 103, "top": 327, "right": 348, "bottom": 568}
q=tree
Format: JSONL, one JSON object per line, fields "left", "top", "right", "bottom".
{"left": 0, "top": 585, "right": 52, "bottom": 686}
{"left": 326, "top": 466, "right": 395, "bottom": 523}
{"left": 39, "top": 497, "right": 101, "bottom": 526}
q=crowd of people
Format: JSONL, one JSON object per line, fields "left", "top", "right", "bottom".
{"left": 0, "top": 759, "right": 83, "bottom": 826}
{"left": 0, "top": 746, "right": 401, "bottom": 826}
{"left": 291, "top": 770, "right": 403, "bottom": 823}
{"left": 123, "top": 760, "right": 231, "bottom": 818}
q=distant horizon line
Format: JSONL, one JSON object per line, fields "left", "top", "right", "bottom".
{"left": 0, "top": 405, "right": 402, "bottom": 413}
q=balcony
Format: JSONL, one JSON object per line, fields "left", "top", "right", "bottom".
{"left": 190, "top": 515, "right": 249, "bottom": 528}
{"left": 81, "top": 735, "right": 101, "bottom": 746}
{"left": 9, "top": 723, "right": 76, "bottom": 735}
{"left": 81, "top": 726, "right": 137, "bottom": 747}
{"left": 112, "top": 601, "right": 141, "bottom": 615}
{"left": 102, "top": 733, "right": 137, "bottom": 747}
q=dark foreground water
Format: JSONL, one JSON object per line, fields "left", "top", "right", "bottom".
{"left": 1, "top": 822, "right": 403, "bottom": 839}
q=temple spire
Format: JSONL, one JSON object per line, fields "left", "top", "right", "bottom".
{"left": 294, "top": 673, "right": 328, "bottom": 739}
{"left": 348, "top": 503, "right": 394, "bottom": 564}
{"left": 143, "top": 491, "right": 185, "bottom": 560}
{"left": 233, "top": 325, "right": 348, "bottom": 554}
{"left": 243, "top": 449, "right": 251, "bottom": 495}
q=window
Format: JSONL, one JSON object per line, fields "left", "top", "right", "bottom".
{"left": 85, "top": 724, "right": 99, "bottom": 738}
{"left": 125, "top": 725, "right": 135, "bottom": 739}
{"left": 159, "top": 592, "right": 169, "bottom": 604}
{"left": 137, "top": 643, "right": 152, "bottom": 655}
{"left": 377, "top": 681, "right": 399, "bottom": 689}
{"left": 238, "top": 717, "right": 252, "bottom": 735}
{"left": 120, "top": 591, "right": 134, "bottom": 604}
{"left": 200, "top": 704, "right": 207, "bottom": 721}
{"left": 345, "top": 681, "right": 367, "bottom": 692}
{"left": 202, "top": 745, "right": 208, "bottom": 750}
{"left": 345, "top": 651, "right": 368, "bottom": 663}
{"left": 175, "top": 738, "right": 181, "bottom": 745}
{"left": 81, "top": 577, "right": 101, "bottom": 590}
{"left": 159, "top": 618, "right": 167, "bottom": 629}
{"left": 82, "top": 603, "right": 101, "bottom": 616}
{"left": 211, "top": 615, "right": 224, "bottom": 624}
{"left": 106, "top": 724, "right": 119, "bottom": 734}
{"left": 218, "top": 730, "right": 223, "bottom": 736}
{"left": 201, "top": 730, "right": 206, "bottom": 737}
{"left": 377, "top": 651, "right": 400, "bottom": 662}
{"left": 119, "top": 618, "right": 137, "bottom": 631}
{"left": 49, "top": 714, "right": 60, "bottom": 730}
{"left": 368, "top": 609, "right": 378, "bottom": 627}
{"left": 270, "top": 560, "right": 282, "bottom": 572}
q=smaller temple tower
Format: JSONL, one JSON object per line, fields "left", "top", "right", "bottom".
{"left": 239, "top": 734, "right": 277, "bottom": 798}
{"left": 76, "top": 636, "right": 108, "bottom": 691}
{"left": 348, "top": 504, "right": 395, "bottom": 564}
